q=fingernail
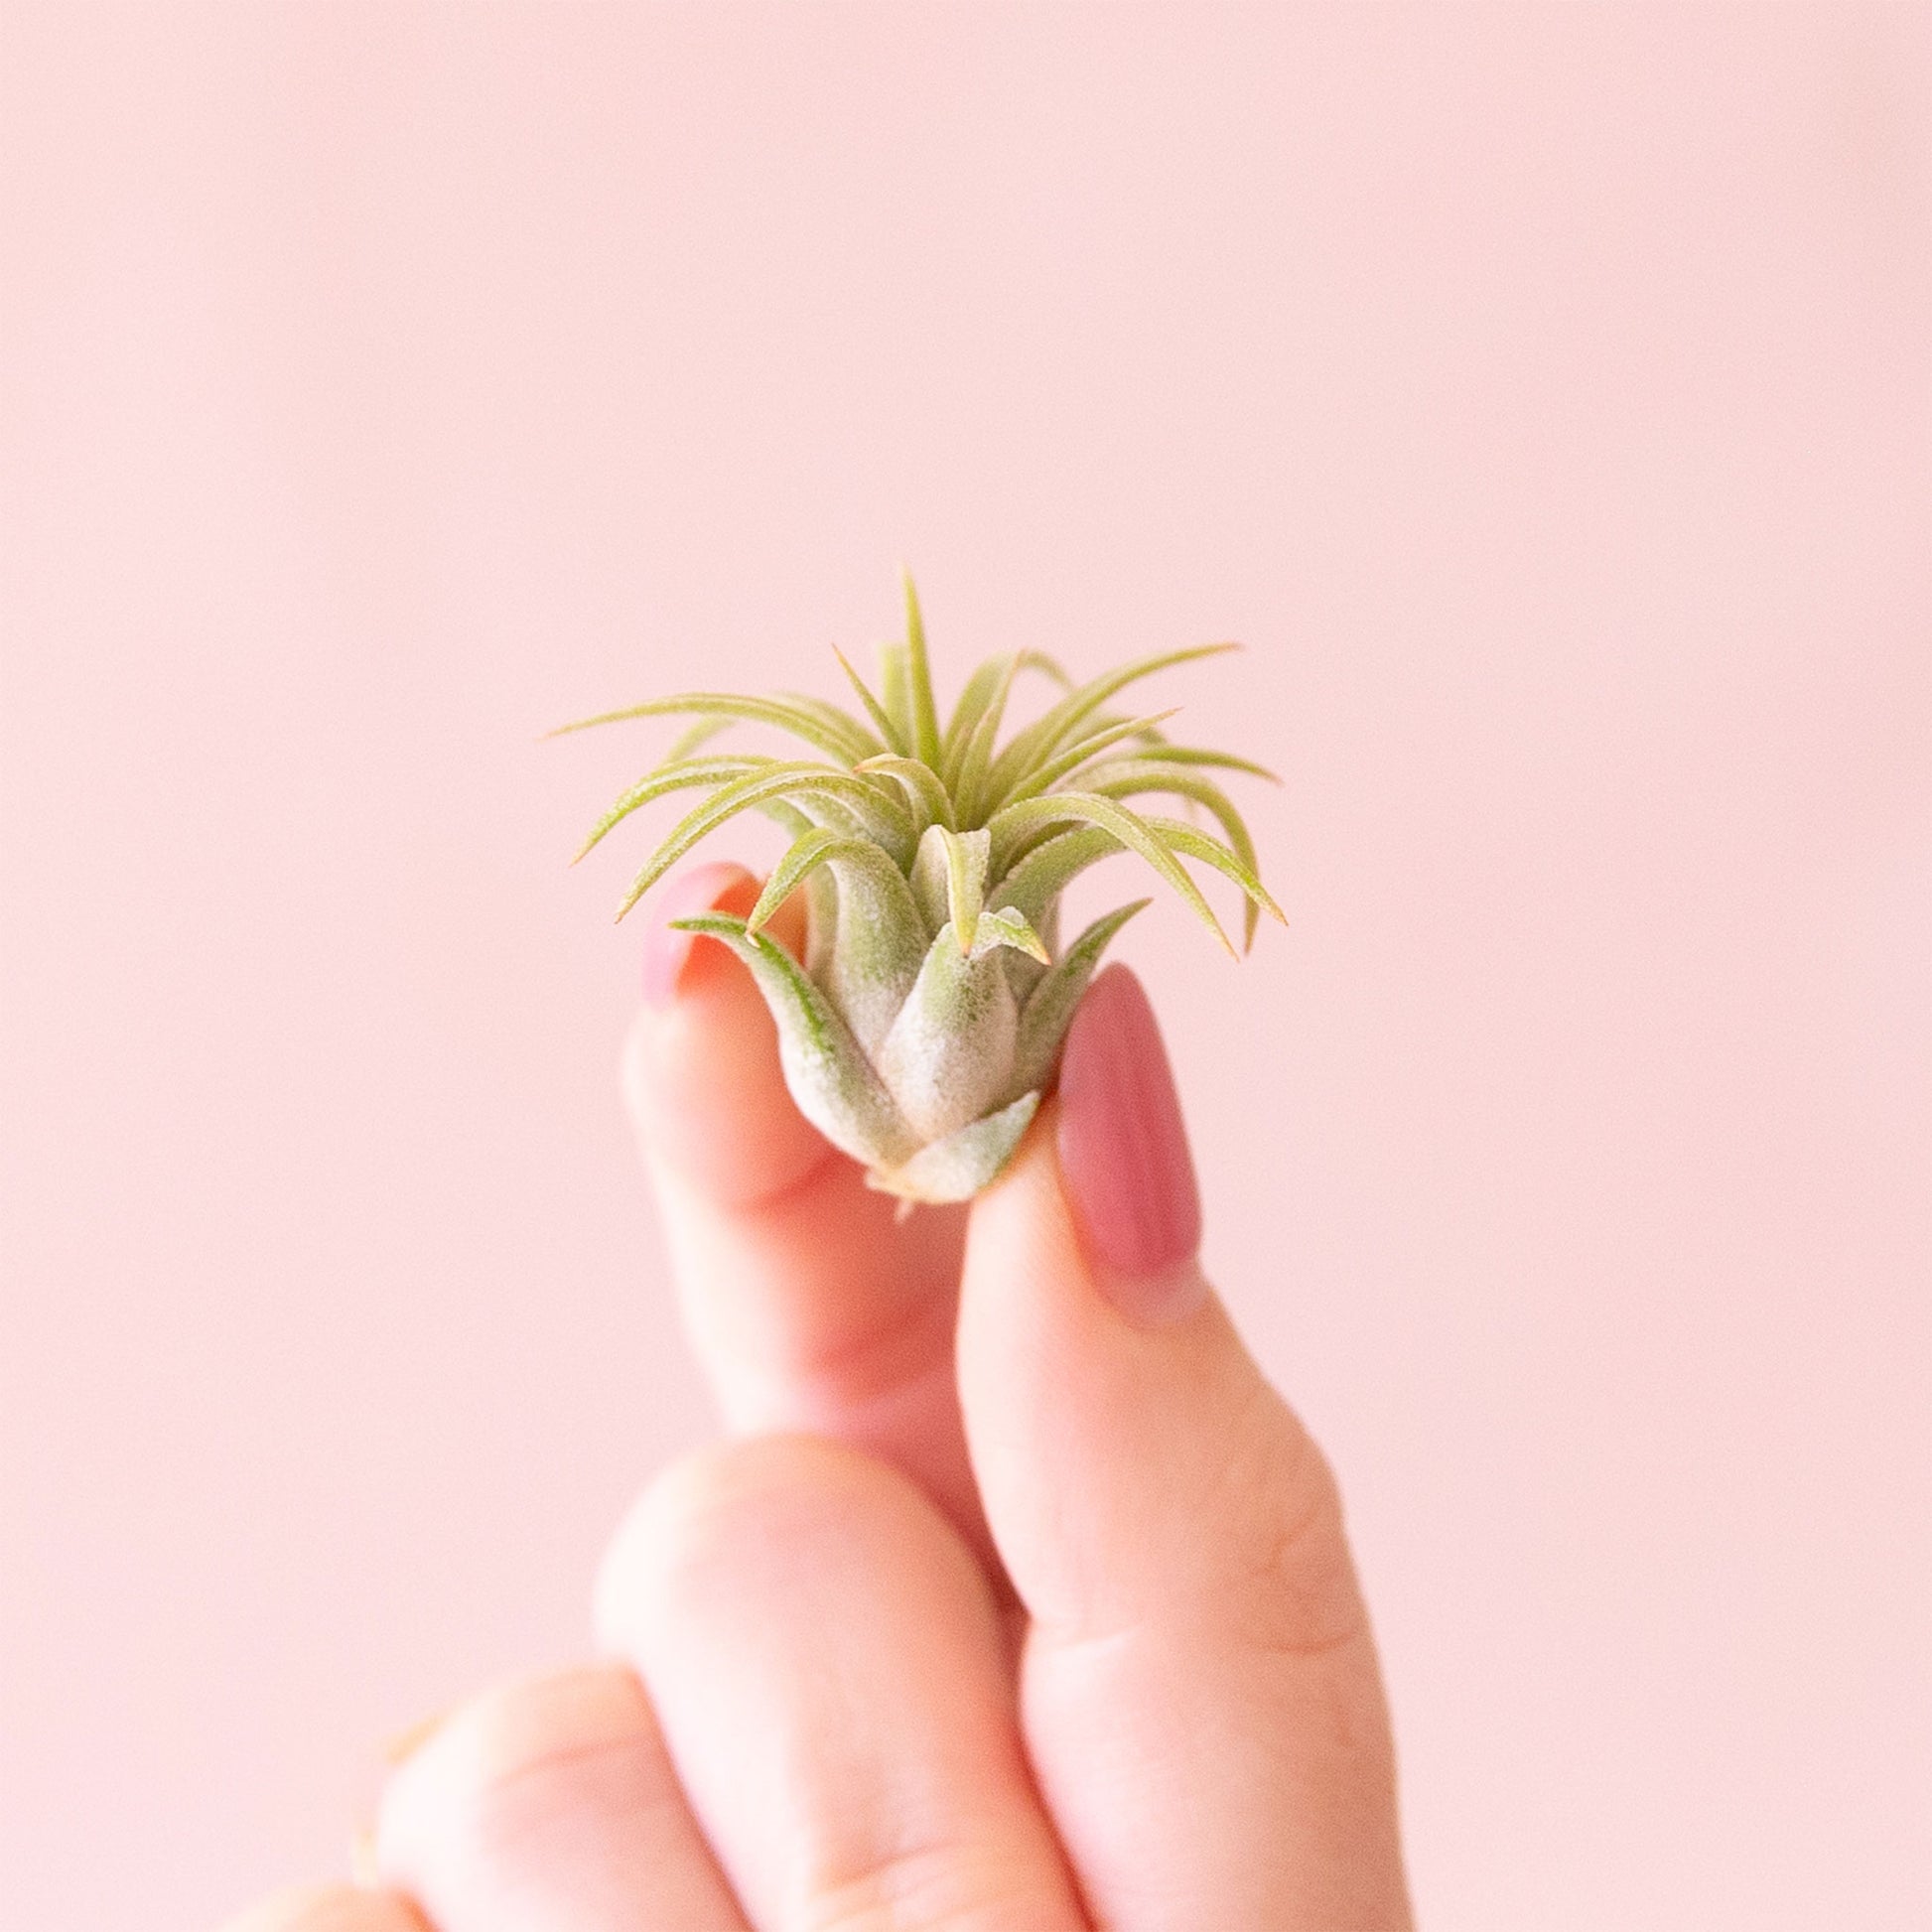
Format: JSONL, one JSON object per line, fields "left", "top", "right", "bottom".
{"left": 640, "top": 862, "right": 757, "bottom": 1007}
{"left": 1055, "top": 964, "right": 1207, "bottom": 1321}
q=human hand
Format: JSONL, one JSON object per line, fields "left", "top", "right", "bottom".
{"left": 225, "top": 861, "right": 1411, "bottom": 1931}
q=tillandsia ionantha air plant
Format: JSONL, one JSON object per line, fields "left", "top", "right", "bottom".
{"left": 557, "top": 573, "right": 1285, "bottom": 1206}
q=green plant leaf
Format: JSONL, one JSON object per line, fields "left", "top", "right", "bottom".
{"left": 832, "top": 645, "right": 907, "bottom": 756}
{"left": 986, "top": 824, "right": 1121, "bottom": 927}
{"left": 908, "top": 822, "right": 951, "bottom": 937}
{"left": 941, "top": 653, "right": 1014, "bottom": 776}
{"left": 900, "top": 566, "right": 943, "bottom": 767}
{"left": 1017, "top": 647, "right": 1074, "bottom": 690}
{"left": 984, "top": 790, "right": 1237, "bottom": 955}
{"left": 980, "top": 642, "right": 1240, "bottom": 803}
{"left": 972, "top": 905, "right": 1050, "bottom": 964}
{"left": 549, "top": 692, "right": 875, "bottom": 765}
{"left": 854, "top": 754, "right": 956, "bottom": 834}
{"left": 876, "top": 921, "right": 1023, "bottom": 1142}
{"left": 1108, "top": 744, "right": 1281, "bottom": 781}
{"left": 938, "top": 647, "right": 1070, "bottom": 786}
{"left": 664, "top": 716, "right": 735, "bottom": 762}
{"left": 987, "top": 708, "right": 1181, "bottom": 813}
{"left": 868, "top": 1090, "right": 1039, "bottom": 1204}
{"left": 615, "top": 764, "right": 912, "bottom": 918}
{"left": 1079, "top": 706, "right": 1171, "bottom": 748}
{"left": 572, "top": 755, "right": 777, "bottom": 863}
{"left": 789, "top": 777, "right": 918, "bottom": 866}
{"left": 938, "top": 827, "right": 991, "bottom": 954}
{"left": 779, "top": 689, "right": 888, "bottom": 761}
{"left": 877, "top": 641, "right": 914, "bottom": 754}
{"left": 744, "top": 825, "right": 930, "bottom": 1051}
{"left": 668, "top": 912, "right": 919, "bottom": 1169}
{"left": 1141, "top": 813, "right": 1287, "bottom": 932}
{"left": 1010, "top": 898, "right": 1151, "bottom": 1094}
{"left": 950, "top": 653, "right": 1022, "bottom": 826}
{"left": 1084, "top": 759, "right": 1275, "bottom": 949}
{"left": 799, "top": 855, "right": 838, "bottom": 977}
{"left": 743, "top": 827, "right": 878, "bottom": 935}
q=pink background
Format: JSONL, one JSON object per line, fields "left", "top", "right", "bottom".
{"left": 3, "top": 8, "right": 1927, "bottom": 1928}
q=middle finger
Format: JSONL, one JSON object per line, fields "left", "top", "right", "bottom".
{"left": 623, "top": 863, "right": 989, "bottom": 1567}
{"left": 375, "top": 1663, "right": 750, "bottom": 1932}
{"left": 598, "top": 1434, "right": 1086, "bottom": 1932}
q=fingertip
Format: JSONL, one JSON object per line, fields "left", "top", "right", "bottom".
{"left": 623, "top": 865, "right": 830, "bottom": 1211}
{"left": 970, "top": 1078, "right": 1207, "bottom": 1343}
{"left": 597, "top": 1435, "right": 969, "bottom": 1662}
{"left": 639, "top": 861, "right": 761, "bottom": 1007}
{"left": 1054, "top": 965, "right": 1206, "bottom": 1318}
{"left": 617, "top": 864, "right": 984, "bottom": 1573}
{"left": 961, "top": 1082, "right": 1352, "bottom": 1646}
{"left": 376, "top": 1665, "right": 651, "bottom": 1870}
{"left": 371, "top": 1662, "right": 747, "bottom": 1931}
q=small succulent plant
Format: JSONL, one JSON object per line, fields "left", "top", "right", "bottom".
{"left": 559, "top": 574, "right": 1284, "bottom": 1204}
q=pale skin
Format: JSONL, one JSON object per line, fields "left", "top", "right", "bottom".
{"left": 225, "top": 864, "right": 1413, "bottom": 1932}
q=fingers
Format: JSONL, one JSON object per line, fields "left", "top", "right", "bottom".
{"left": 623, "top": 863, "right": 989, "bottom": 1567}
{"left": 597, "top": 1435, "right": 1086, "bottom": 1932}
{"left": 956, "top": 966, "right": 1413, "bottom": 1930}
{"left": 373, "top": 1663, "right": 749, "bottom": 1931}
{"left": 217, "top": 1889, "right": 427, "bottom": 1932}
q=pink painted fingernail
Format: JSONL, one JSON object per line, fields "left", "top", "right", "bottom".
{"left": 640, "top": 862, "right": 756, "bottom": 1007}
{"left": 1055, "top": 964, "right": 1207, "bottom": 1321}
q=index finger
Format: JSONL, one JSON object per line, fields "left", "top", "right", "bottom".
{"left": 622, "top": 862, "right": 991, "bottom": 1568}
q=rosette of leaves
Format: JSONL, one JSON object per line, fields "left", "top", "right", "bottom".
{"left": 558, "top": 575, "right": 1284, "bottom": 1204}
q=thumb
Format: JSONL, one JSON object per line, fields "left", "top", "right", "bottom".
{"left": 959, "top": 962, "right": 1358, "bottom": 1647}
{"left": 956, "top": 964, "right": 1411, "bottom": 1929}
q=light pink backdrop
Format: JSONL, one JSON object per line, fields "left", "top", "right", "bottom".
{"left": 3, "top": 8, "right": 1927, "bottom": 1929}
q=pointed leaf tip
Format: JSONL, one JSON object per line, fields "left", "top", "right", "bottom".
{"left": 897, "top": 568, "right": 942, "bottom": 767}
{"left": 975, "top": 906, "right": 1050, "bottom": 963}
{"left": 934, "top": 826, "right": 990, "bottom": 954}
{"left": 832, "top": 643, "right": 907, "bottom": 756}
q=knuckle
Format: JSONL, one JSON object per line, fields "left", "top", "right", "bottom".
{"left": 801, "top": 1840, "right": 1070, "bottom": 1932}
{"left": 609, "top": 1434, "right": 906, "bottom": 1637}
{"left": 376, "top": 1664, "right": 664, "bottom": 1889}
{"left": 1216, "top": 1389, "right": 1368, "bottom": 1660}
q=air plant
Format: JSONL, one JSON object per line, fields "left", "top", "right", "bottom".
{"left": 557, "top": 573, "right": 1284, "bottom": 1204}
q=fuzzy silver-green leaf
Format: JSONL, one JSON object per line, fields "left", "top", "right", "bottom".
{"left": 560, "top": 579, "right": 1281, "bottom": 1204}
{"left": 669, "top": 912, "right": 919, "bottom": 1168}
